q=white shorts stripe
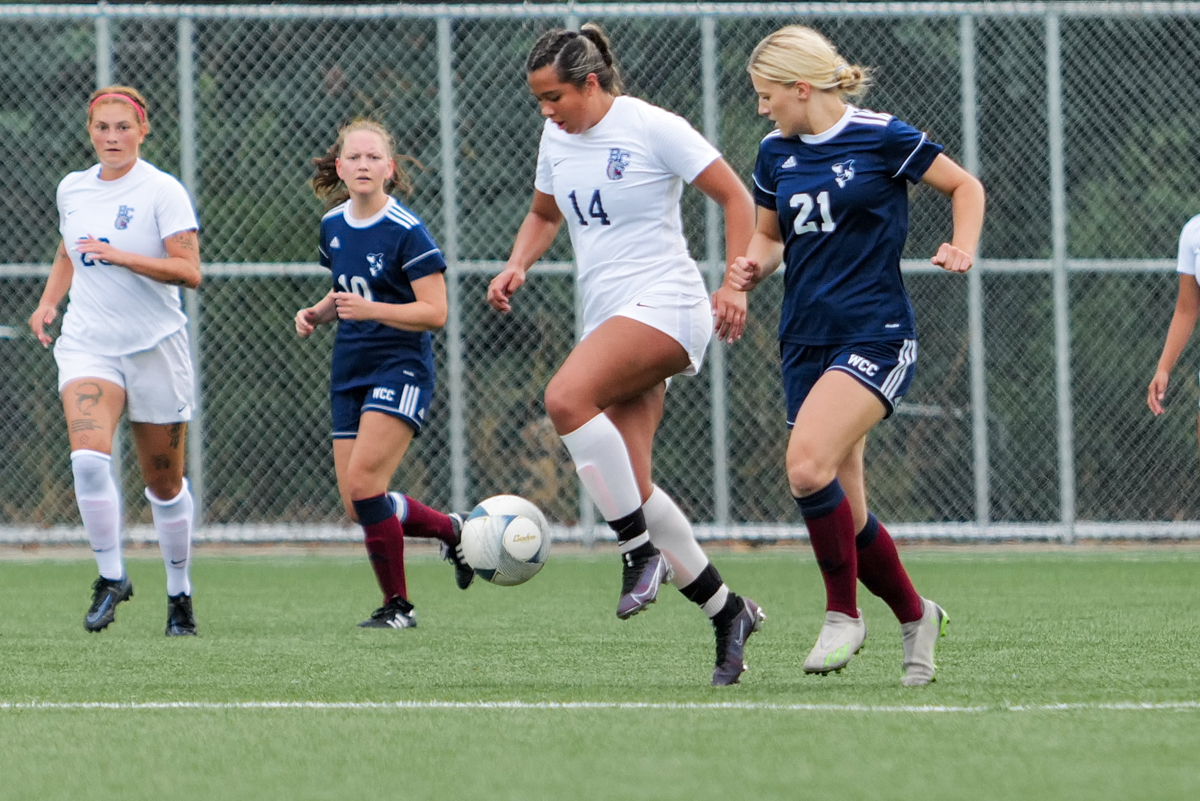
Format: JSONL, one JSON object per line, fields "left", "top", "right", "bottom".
{"left": 880, "top": 339, "right": 918, "bottom": 398}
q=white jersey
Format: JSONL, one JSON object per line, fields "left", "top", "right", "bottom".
{"left": 57, "top": 159, "right": 199, "bottom": 356}
{"left": 1176, "top": 214, "right": 1200, "bottom": 278}
{"left": 534, "top": 95, "right": 721, "bottom": 335}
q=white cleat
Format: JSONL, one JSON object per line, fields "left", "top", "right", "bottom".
{"left": 803, "top": 609, "right": 867, "bottom": 674}
{"left": 901, "top": 598, "right": 949, "bottom": 687}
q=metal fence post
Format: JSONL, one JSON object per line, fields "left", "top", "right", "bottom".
{"left": 178, "top": 15, "right": 204, "bottom": 523}
{"left": 701, "top": 14, "right": 730, "bottom": 530}
{"left": 1047, "top": 13, "right": 1075, "bottom": 543}
{"left": 438, "top": 15, "right": 467, "bottom": 513}
{"left": 95, "top": 6, "right": 112, "bottom": 89}
{"left": 961, "top": 15, "right": 989, "bottom": 526}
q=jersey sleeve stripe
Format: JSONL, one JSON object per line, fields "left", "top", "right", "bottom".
{"left": 400, "top": 248, "right": 442, "bottom": 271}
{"left": 752, "top": 174, "right": 777, "bottom": 195}
{"left": 892, "top": 132, "right": 930, "bottom": 179}
{"left": 387, "top": 207, "right": 420, "bottom": 229}
{"left": 322, "top": 202, "right": 348, "bottom": 221}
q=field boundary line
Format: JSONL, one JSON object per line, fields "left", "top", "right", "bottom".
{"left": 3, "top": 700, "right": 1199, "bottom": 713}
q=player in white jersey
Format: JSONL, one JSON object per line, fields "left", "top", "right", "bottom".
{"left": 487, "top": 25, "right": 765, "bottom": 686}
{"left": 27, "top": 86, "right": 202, "bottom": 636}
{"left": 1148, "top": 214, "right": 1200, "bottom": 461}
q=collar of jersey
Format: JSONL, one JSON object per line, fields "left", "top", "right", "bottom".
{"left": 92, "top": 158, "right": 146, "bottom": 185}
{"left": 342, "top": 196, "right": 394, "bottom": 229}
{"left": 799, "top": 104, "right": 857, "bottom": 145}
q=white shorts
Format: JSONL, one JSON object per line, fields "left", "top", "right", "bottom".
{"left": 592, "top": 287, "right": 712, "bottom": 377}
{"left": 54, "top": 327, "right": 194, "bottom": 424}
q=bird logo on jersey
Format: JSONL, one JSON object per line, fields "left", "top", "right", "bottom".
{"left": 832, "top": 160, "right": 856, "bottom": 188}
{"left": 366, "top": 253, "right": 385, "bottom": 277}
{"left": 606, "top": 148, "right": 632, "bottom": 180}
{"left": 114, "top": 205, "right": 134, "bottom": 230}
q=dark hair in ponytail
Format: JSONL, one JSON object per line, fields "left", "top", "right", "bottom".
{"left": 526, "top": 23, "right": 623, "bottom": 95}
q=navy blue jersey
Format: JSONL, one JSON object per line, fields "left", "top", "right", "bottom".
{"left": 318, "top": 197, "right": 446, "bottom": 391}
{"left": 753, "top": 106, "right": 943, "bottom": 346}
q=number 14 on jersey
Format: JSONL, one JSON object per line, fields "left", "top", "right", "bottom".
{"left": 567, "top": 189, "right": 611, "bottom": 226}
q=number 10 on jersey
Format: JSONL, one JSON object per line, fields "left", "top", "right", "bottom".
{"left": 568, "top": 189, "right": 611, "bottom": 226}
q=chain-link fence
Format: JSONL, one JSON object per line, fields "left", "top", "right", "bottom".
{"left": 2, "top": 3, "right": 1199, "bottom": 543}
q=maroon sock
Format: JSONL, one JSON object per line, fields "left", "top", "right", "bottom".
{"left": 398, "top": 495, "right": 455, "bottom": 546}
{"left": 794, "top": 481, "right": 858, "bottom": 617}
{"left": 856, "top": 513, "right": 923, "bottom": 624}
{"left": 354, "top": 495, "right": 408, "bottom": 603}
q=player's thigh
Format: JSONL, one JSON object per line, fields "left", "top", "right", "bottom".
{"left": 341, "top": 411, "right": 416, "bottom": 500}
{"left": 787, "top": 371, "right": 886, "bottom": 491}
{"left": 547, "top": 316, "right": 689, "bottom": 417}
{"left": 130, "top": 421, "right": 188, "bottom": 499}
{"left": 604, "top": 382, "right": 667, "bottom": 501}
{"left": 60, "top": 378, "right": 126, "bottom": 453}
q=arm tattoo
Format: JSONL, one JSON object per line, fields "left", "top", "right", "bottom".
{"left": 152, "top": 455, "right": 172, "bottom": 471}
{"left": 69, "top": 419, "right": 103, "bottom": 433}
{"left": 74, "top": 382, "right": 103, "bottom": 414}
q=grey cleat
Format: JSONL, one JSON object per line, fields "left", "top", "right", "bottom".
{"left": 803, "top": 609, "right": 867, "bottom": 674}
{"left": 616, "top": 549, "right": 671, "bottom": 619}
{"left": 84, "top": 575, "right": 134, "bottom": 632}
{"left": 712, "top": 597, "right": 766, "bottom": 686}
{"left": 901, "top": 598, "right": 949, "bottom": 687}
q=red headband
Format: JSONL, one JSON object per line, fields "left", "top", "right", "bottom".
{"left": 88, "top": 93, "right": 145, "bottom": 123}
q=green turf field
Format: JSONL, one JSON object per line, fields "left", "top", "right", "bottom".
{"left": 2, "top": 547, "right": 1198, "bottom": 800}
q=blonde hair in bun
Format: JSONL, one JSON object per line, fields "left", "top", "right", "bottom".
{"left": 748, "top": 25, "right": 870, "bottom": 99}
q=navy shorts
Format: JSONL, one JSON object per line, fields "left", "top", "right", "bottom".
{"left": 331, "top": 369, "right": 435, "bottom": 439}
{"left": 781, "top": 338, "right": 917, "bottom": 426}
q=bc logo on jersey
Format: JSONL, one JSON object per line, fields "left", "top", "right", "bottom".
{"left": 832, "top": 160, "right": 856, "bottom": 188}
{"left": 114, "top": 205, "right": 134, "bottom": 230}
{"left": 366, "top": 253, "right": 385, "bottom": 277}
{"left": 606, "top": 148, "right": 632, "bottom": 180}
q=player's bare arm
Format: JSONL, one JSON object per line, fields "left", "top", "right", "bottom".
{"left": 920, "top": 153, "right": 985, "bottom": 274}
{"left": 489, "top": 190, "right": 563, "bottom": 312}
{"left": 726, "top": 207, "right": 785, "bottom": 292}
{"left": 296, "top": 291, "right": 337, "bottom": 338}
{"left": 335, "top": 272, "right": 448, "bottom": 332}
{"left": 1148, "top": 274, "right": 1200, "bottom": 415}
{"left": 693, "top": 158, "right": 755, "bottom": 344}
{"left": 29, "top": 240, "right": 75, "bottom": 347}
{"left": 73, "top": 228, "right": 202, "bottom": 289}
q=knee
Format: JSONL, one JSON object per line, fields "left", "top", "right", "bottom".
{"left": 146, "top": 477, "right": 184, "bottom": 502}
{"left": 544, "top": 377, "right": 587, "bottom": 434}
{"left": 786, "top": 453, "right": 837, "bottom": 497}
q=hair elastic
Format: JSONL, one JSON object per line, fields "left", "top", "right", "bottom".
{"left": 89, "top": 93, "right": 145, "bottom": 123}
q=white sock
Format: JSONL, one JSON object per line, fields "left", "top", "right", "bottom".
{"left": 147, "top": 479, "right": 194, "bottom": 597}
{"left": 702, "top": 585, "right": 731, "bottom": 618}
{"left": 71, "top": 450, "right": 123, "bottom": 580}
{"left": 643, "top": 485, "right": 710, "bottom": 586}
{"left": 559, "top": 414, "right": 643, "bottom": 522}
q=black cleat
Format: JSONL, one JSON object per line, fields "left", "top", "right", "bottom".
{"left": 712, "top": 597, "right": 766, "bottom": 686}
{"left": 84, "top": 575, "right": 133, "bottom": 632}
{"left": 440, "top": 512, "right": 475, "bottom": 590}
{"left": 616, "top": 547, "right": 671, "bottom": 620}
{"left": 358, "top": 596, "right": 417, "bottom": 629}
{"left": 166, "top": 593, "right": 197, "bottom": 636}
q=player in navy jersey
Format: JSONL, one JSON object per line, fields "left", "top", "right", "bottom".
{"left": 727, "top": 27, "right": 985, "bottom": 685}
{"left": 296, "top": 120, "right": 473, "bottom": 630}
{"left": 488, "top": 25, "right": 764, "bottom": 685}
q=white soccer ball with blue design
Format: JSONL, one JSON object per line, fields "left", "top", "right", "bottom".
{"left": 459, "top": 495, "right": 550, "bottom": 586}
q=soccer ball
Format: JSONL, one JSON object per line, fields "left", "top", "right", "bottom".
{"left": 459, "top": 494, "right": 550, "bottom": 586}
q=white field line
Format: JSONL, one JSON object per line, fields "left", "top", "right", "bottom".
{"left": 2, "top": 700, "right": 1199, "bottom": 713}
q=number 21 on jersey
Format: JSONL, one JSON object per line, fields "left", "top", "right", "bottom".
{"left": 790, "top": 191, "right": 836, "bottom": 235}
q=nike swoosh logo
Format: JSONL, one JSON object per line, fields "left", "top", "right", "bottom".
{"left": 635, "top": 302, "right": 656, "bottom": 308}
{"left": 170, "top": 559, "right": 187, "bottom": 566}
{"left": 177, "top": 405, "right": 187, "bottom": 413}
{"left": 552, "top": 158, "right": 568, "bottom": 167}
